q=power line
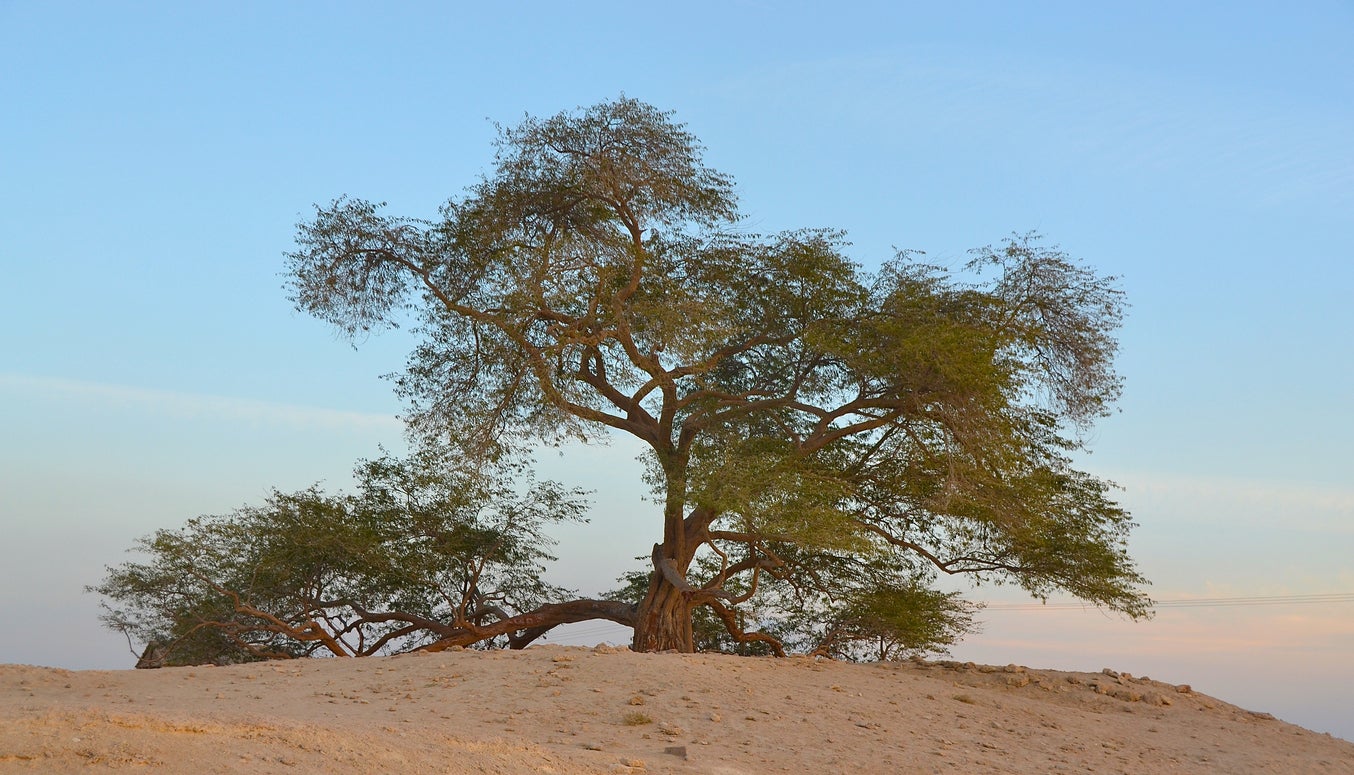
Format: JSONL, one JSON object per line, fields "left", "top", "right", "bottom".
{"left": 537, "top": 593, "right": 1354, "bottom": 644}
{"left": 982, "top": 592, "right": 1354, "bottom": 611}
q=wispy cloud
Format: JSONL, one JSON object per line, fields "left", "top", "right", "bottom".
{"left": 1105, "top": 469, "right": 1354, "bottom": 533}
{"left": 714, "top": 50, "right": 1354, "bottom": 211}
{"left": 971, "top": 603, "right": 1354, "bottom": 659}
{"left": 0, "top": 374, "right": 402, "bottom": 434}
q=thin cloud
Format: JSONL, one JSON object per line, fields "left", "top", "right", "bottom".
{"left": 964, "top": 604, "right": 1354, "bottom": 661}
{"left": 0, "top": 373, "right": 402, "bottom": 434}
{"left": 1107, "top": 469, "right": 1354, "bottom": 533}
{"left": 715, "top": 50, "right": 1354, "bottom": 211}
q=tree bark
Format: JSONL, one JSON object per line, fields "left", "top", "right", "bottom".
{"left": 632, "top": 566, "right": 694, "bottom": 652}
{"left": 631, "top": 502, "right": 717, "bottom": 652}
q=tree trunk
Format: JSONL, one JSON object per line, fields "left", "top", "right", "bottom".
{"left": 632, "top": 570, "right": 693, "bottom": 652}
{"left": 631, "top": 467, "right": 708, "bottom": 653}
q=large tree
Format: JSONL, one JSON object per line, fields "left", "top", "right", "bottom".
{"left": 285, "top": 97, "right": 1149, "bottom": 655}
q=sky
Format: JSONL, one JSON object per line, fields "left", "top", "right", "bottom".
{"left": 2, "top": 0, "right": 1351, "bottom": 740}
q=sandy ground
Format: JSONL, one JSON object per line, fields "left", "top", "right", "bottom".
{"left": 2, "top": 645, "right": 1351, "bottom": 774}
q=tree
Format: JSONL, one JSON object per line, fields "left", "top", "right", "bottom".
{"left": 91, "top": 453, "right": 630, "bottom": 665}
{"left": 283, "top": 97, "right": 1150, "bottom": 656}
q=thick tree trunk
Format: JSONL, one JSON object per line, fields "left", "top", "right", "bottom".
{"left": 632, "top": 570, "right": 694, "bottom": 652}
{"left": 630, "top": 465, "right": 709, "bottom": 653}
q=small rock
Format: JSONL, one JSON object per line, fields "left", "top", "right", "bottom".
{"left": 856, "top": 721, "right": 882, "bottom": 730}
{"left": 1101, "top": 668, "right": 1120, "bottom": 678}
{"left": 658, "top": 722, "right": 683, "bottom": 737}
{"left": 582, "top": 742, "right": 604, "bottom": 751}
{"left": 708, "top": 712, "right": 722, "bottom": 722}
{"left": 1176, "top": 684, "right": 1192, "bottom": 694}
{"left": 628, "top": 695, "right": 645, "bottom": 706}
{"left": 620, "top": 757, "right": 646, "bottom": 768}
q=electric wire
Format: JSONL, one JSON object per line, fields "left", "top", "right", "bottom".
{"left": 537, "top": 592, "right": 1354, "bottom": 647}
{"left": 981, "top": 592, "right": 1354, "bottom": 611}
{"left": 547, "top": 592, "right": 1354, "bottom": 642}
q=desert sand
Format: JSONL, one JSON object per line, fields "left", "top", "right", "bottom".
{"left": 3, "top": 644, "right": 1351, "bottom": 774}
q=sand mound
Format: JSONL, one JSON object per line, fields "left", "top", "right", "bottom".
{"left": 3, "top": 646, "right": 1351, "bottom": 773}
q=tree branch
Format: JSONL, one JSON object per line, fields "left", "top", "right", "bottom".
{"left": 421, "top": 598, "right": 637, "bottom": 652}
{"left": 706, "top": 599, "right": 785, "bottom": 657}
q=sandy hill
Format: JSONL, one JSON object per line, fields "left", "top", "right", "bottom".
{"left": 3, "top": 645, "right": 1351, "bottom": 774}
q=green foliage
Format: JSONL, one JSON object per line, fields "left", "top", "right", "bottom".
{"left": 91, "top": 453, "right": 585, "bottom": 665}
{"left": 609, "top": 550, "right": 978, "bottom": 660}
{"left": 816, "top": 585, "right": 979, "bottom": 662}
{"left": 280, "top": 96, "right": 1150, "bottom": 655}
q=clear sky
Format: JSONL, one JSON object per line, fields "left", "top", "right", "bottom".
{"left": 2, "top": 0, "right": 1351, "bottom": 740}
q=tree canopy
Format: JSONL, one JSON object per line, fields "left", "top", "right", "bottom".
{"left": 98, "top": 96, "right": 1148, "bottom": 664}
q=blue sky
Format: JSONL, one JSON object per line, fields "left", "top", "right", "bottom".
{"left": 2, "top": 0, "right": 1351, "bottom": 739}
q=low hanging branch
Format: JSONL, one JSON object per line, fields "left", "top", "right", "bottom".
{"left": 197, "top": 574, "right": 352, "bottom": 658}
{"left": 421, "top": 599, "right": 638, "bottom": 652}
{"left": 705, "top": 599, "right": 786, "bottom": 658}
